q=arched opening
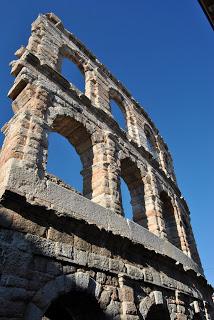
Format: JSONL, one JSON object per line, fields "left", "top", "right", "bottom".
{"left": 160, "top": 191, "right": 181, "bottom": 249}
{"left": 144, "top": 126, "right": 158, "bottom": 160}
{"left": 146, "top": 304, "right": 170, "bottom": 320}
{"left": 47, "top": 132, "right": 82, "bottom": 192}
{"left": 110, "top": 99, "right": 127, "bottom": 130}
{"left": 43, "top": 290, "right": 107, "bottom": 320}
{"left": 109, "top": 88, "right": 127, "bottom": 130}
{"left": 47, "top": 116, "right": 93, "bottom": 198}
{"left": 60, "top": 57, "right": 85, "bottom": 92}
{"left": 57, "top": 46, "right": 85, "bottom": 93}
{"left": 120, "top": 158, "right": 147, "bottom": 227}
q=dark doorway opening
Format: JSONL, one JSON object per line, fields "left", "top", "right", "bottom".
{"left": 146, "top": 304, "right": 171, "bottom": 320}
{"left": 43, "top": 291, "right": 107, "bottom": 320}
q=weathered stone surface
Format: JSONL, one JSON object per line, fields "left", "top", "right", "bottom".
{"left": 0, "top": 12, "right": 213, "bottom": 320}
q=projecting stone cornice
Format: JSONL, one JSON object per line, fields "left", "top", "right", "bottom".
{"left": 0, "top": 160, "right": 203, "bottom": 279}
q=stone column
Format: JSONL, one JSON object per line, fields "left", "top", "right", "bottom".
{"left": 184, "top": 221, "right": 202, "bottom": 267}
{"left": 27, "top": 14, "right": 62, "bottom": 70}
{"left": 85, "top": 68, "right": 97, "bottom": 106}
{"left": 88, "top": 131, "right": 121, "bottom": 214}
{"left": 175, "top": 291, "right": 187, "bottom": 320}
{"left": 156, "top": 137, "right": 176, "bottom": 183}
{"left": 125, "top": 104, "right": 141, "bottom": 144}
{"left": 131, "top": 181, "right": 147, "bottom": 227}
{"left": 143, "top": 169, "right": 165, "bottom": 237}
{"left": 119, "top": 275, "right": 139, "bottom": 320}
{"left": 0, "top": 86, "right": 49, "bottom": 179}
{"left": 204, "top": 301, "right": 212, "bottom": 320}
{"left": 87, "top": 71, "right": 111, "bottom": 114}
{"left": 173, "top": 199, "right": 191, "bottom": 256}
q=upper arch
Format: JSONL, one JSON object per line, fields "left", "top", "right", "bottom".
{"left": 57, "top": 44, "right": 86, "bottom": 74}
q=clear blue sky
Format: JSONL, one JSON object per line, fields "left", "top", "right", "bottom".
{"left": 0, "top": 1, "right": 213, "bottom": 285}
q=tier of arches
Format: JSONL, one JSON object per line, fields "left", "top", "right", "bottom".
{"left": 46, "top": 114, "right": 188, "bottom": 252}
{"left": 55, "top": 46, "right": 174, "bottom": 179}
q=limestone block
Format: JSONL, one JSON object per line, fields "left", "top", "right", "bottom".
{"left": 96, "top": 272, "right": 106, "bottom": 284}
{"left": 119, "top": 286, "right": 135, "bottom": 302}
{"left": 73, "top": 248, "right": 88, "bottom": 266}
{"left": 75, "top": 271, "right": 89, "bottom": 291}
{"left": 26, "top": 234, "right": 55, "bottom": 258}
{"left": 55, "top": 242, "right": 73, "bottom": 259}
{"left": 122, "top": 301, "right": 137, "bottom": 315}
{"left": 47, "top": 227, "right": 74, "bottom": 244}
{"left": 109, "top": 258, "right": 125, "bottom": 273}
{"left": 153, "top": 290, "right": 163, "bottom": 305}
{"left": 193, "top": 300, "right": 200, "bottom": 313}
{"left": 12, "top": 212, "right": 46, "bottom": 237}
{"left": 106, "top": 300, "right": 121, "bottom": 317}
{"left": 125, "top": 264, "right": 144, "bottom": 280}
{"left": 74, "top": 235, "right": 91, "bottom": 251}
{"left": 99, "top": 290, "right": 111, "bottom": 309}
{"left": 88, "top": 253, "right": 109, "bottom": 270}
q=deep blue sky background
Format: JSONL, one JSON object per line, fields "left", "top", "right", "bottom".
{"left": 0, "top": 1, "right": 213, "bottom": 285}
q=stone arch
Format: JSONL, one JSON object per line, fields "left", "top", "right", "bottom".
{"left": 139, "top": 291, "right": 170, "bottom": 320}
{"left": 47, "top": 114, "right": 94, "bottom": 199}
{"left": 47, "top": 110, "right": 119, "bottom": 210}
{"left": 109, "top": 88, "right": 126, "bottom": 109}
{"left": 120, "top": 157, "right": 147, "bottom": 227}
{"left": 109, "top": 88, "right": 138, "bottom": 139}
{"left": 25, "top": 271, "right": 112, "bottom": 320}
{"left": 144, "top": 124, "right": 159, "bottom": 160}
{"left": 43, "top": 291, "right": 107, "bottom": 319}
{"left": 57, "top": 45, "right": 86, "bottom": 75}
{"left": 56, "top": 45, "right": 86, "bottom": 93}
{"left": 109, "top": 88, "right": 127, "bottom": 129}
{"left": 47, "top": 106, "right": 96, "bottom": 137}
